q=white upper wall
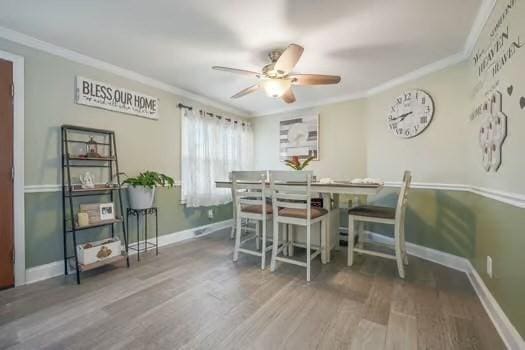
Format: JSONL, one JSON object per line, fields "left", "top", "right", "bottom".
{"left": 253, "top": 100, "right": 367, "bottom": 180}
{"left": 253, "top": 62, "right": 471, "bottom": 186}
{"left": 365, "top": 62, "right": 471, "bottom": 185}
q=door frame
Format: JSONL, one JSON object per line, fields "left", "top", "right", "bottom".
{"left": 0, "top": 49, "right": 25, "bottom": 286}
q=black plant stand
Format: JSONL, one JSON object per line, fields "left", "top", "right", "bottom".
{"left": 126, "top": 207, "right": 159, "bottom": 260}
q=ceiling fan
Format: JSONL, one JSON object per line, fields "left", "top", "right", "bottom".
{"left": 212, "top": 43, "right": 341, "bottom": 104}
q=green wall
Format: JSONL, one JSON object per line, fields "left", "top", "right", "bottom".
{"left": 0, "top": 37, "right": 239, "bottom": 271}
{"left": 25, "top": 187, "right": 232, "bottom": 268}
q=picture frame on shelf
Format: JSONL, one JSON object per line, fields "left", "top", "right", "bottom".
{"left": 99, "top": 202, "right": 115, "bottom": 221}
{"left": 79, "top": 203, "right": 101, "bottom": 224}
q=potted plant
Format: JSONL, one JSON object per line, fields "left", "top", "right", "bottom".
{"left": 122, "top": 171, "right": 174, "bottom": 210}
{"left": 284, "top": 156, "right": 315, "bottom": 170}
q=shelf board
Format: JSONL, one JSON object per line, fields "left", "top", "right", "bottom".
{"left": 67, "top": 156, "right": 116, "bottom": 161}
{"left": 79, "top": 254, "right": 126, "bottom": 272}
{"left": 65, "top": 185, "right": 121, "bottom": 196}
{"left": 69, "top": 218, "right": 123, "bottom": 232}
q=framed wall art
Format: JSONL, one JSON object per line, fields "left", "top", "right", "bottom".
{"left": 279, "top": 114, "right": 319, "bottom": 161}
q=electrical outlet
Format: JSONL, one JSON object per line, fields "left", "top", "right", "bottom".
{"left": 487, "top": 256, "right": 493, "bottom": 278}
{"left": 208, "top": 209, "right": 214, "bottom": 219}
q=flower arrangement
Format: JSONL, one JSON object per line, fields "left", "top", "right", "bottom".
{"left": 284, "top": 156, "right": 315, "bottom": 170}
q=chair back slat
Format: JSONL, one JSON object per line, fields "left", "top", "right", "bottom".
{"left": 395, "top": 171, "right": 411, "bottom": 222}
{"left": 237, "top": 191, "right": 264, "bottom": 199}
{"left": 275, "top": 200, "right": 308, "bottom": 209}
{"left": 274, "top": 193, "right": 309, "bottom": 201}
{"left": 231, "top": 171, "right": 267, "bottom": 209}
{"left": 270, "top": 171, "right": 314, "bottom": 218}
{"left": 239, "top": 198, "right": 264, "bottom": 206}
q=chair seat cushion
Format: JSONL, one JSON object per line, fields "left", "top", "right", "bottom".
{"left": 278, "top": 207, "right": 328, "bottom": 219}
{"left": 242, "top": 204, "right": 273, "bottom": 214}
{"left": 348, "top": 205, "right": 395, "bottom": 219}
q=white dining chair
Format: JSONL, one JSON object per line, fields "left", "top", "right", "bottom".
{"left": 347, "top": 171, "right": 411, "bottom": 278}
{"left": 269, "top": 171, "right": 329, "bottom": 282}
{"left": 232, "top": 171, "right": 273, "bottom": 269}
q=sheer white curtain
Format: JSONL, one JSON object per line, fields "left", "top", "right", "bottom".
{"left": 181, "top": 108, "right": 254, "bottom": 207}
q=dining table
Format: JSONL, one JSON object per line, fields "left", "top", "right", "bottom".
{"left": 215, "top": 180, "right": 384, "bottom": 263}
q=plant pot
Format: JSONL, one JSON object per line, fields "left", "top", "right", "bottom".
{"left": 127, "top": 185, "right": 155, "bottom": 210}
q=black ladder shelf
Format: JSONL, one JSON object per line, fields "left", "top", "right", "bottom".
{"left": 61, "top": 125, "right": 129, "bottom": 284}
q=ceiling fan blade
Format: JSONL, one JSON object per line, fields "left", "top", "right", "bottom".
{"left": 290, "top": 74, "right": 341, "bottom": 85}
{"left": 212, "top": 66, "right": 261, "bottom": 78}
{"left": 274, "top": 44, "right": 304, "bottom": 75}
{"left": 281, "top": 88, "right": 296, "bottom": 104}
{"left": 231, "top": 84, "right": 260, "bottom": 99}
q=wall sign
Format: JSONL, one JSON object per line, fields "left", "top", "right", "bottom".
{"left": 75, "top": 76, "right": 159, "bottom": 120}
{"left": 279, "top": 114, "right": 319, "bottom": 161}
{"left": 479, "top": 91, "right": 507, "bottom": 172}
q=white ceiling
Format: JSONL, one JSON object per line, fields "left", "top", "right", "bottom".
{"left": 0, "top": 0, "right": 482, "bottom": 116}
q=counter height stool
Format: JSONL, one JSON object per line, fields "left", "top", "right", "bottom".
{"left": 347, "top": 171, "right": 411, "bottom": 278}
{"left": 232, "top": 171, "right": 273, "bottom": 270}
{"left": 269, "top": 171, "right": 329, "bottom": 282}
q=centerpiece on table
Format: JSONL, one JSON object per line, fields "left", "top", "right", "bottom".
{"left": 122, "top": 171, "right": 174, "bottom": 210}
{"left": 284, "top": 156, "right": 315, "bottom": 170}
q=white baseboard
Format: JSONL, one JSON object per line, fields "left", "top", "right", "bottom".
{"left": 339, "top": 227, "right": 524, "bottom": 349}
{"left": 466, "top": 262, "right": 525, "bottom": 350}
{"left": 24, "top": 219, "right": 233, "bottom": 285}
{"left": 25, "top": 260, "right": 64, "bottom": 284}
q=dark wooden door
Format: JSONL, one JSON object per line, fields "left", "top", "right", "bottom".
{"left": 0, "top": 58, "right": 14, "bottom": 289}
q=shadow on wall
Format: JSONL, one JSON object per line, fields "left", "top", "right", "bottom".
{"left": 365, "top": 188, "right": 476, "bottom": 258}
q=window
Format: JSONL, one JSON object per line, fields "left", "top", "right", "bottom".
{"left": 181, "top": 108, "right": 253, "bottom": 207}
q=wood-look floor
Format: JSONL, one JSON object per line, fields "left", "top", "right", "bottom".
{"left": 0, "top": 229, "right": 505, "bottom": 350}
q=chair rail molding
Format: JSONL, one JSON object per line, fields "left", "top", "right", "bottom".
{"left": 24, "top": 181, "right": 183, "bottom": 193}
{"left": 383, "top": 181, "right": 525, "bottom": 209}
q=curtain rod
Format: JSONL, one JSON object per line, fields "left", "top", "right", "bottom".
{"left": 177, "top": 103, "right": 193, "bottom": 110}
{"left": 178, "top": 102, "right": 248, "bottom": 126}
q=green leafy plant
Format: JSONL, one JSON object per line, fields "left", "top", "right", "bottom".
{"left": 121, "top": 171, "right": 174, "bottom": 189}
{"left": 284, "top": 156, "right": 315, "bottom": 170}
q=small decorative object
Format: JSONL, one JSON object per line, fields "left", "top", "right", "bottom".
{"left": 96, "top": 246, "right": 113, "bottom": 259}
{"left": 280, "top": 114, "right": 319, "bottom": 161}
{"left": 520, "top": 96, "right": 525, "bottom": 110}
{"left": 122, "top": 171, "right": 175, "bottom": 210}
{"left": 284, "top": 155, "right": 314, "bottom": 170}
{"left": 387, "top": 89, "right": 434, "bottom": 138}
{"left": 79, "top": 172, "right": 95, "bottom": 189}
{"left": 319, "top": 178, "right": 334, "bottom": 184}
{"left": 99, "top": 202, "right": 115, "bottom": 221}
{"left": 79, "top": 203, "right": 101, "bottom": 223}
{"left": 76, "top": 237, "right": 121, "bottom": 265}
{"left": 77, "top": 212, "right": 90, "bottom": 227}
{"left": 86, "top": 136, "right": 103, "bottom": 158}
{"left": 350, "top": 178, "right": 384, "bottom": 185}
{"left": 479, "top": 91, "right": 507, "bottom": 172}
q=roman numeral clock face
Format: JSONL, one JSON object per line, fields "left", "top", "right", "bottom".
{"left": 387, "top": 89, "right": 434, "bottom": 138}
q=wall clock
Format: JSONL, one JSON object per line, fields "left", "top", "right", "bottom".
{"left": 387, "top": 89, "right": 434, "bottom": 138}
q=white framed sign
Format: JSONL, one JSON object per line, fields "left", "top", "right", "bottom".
{"left": 75, "top": 76, "right": 159, "bottom": 120}
{"left": 279, "top": 114, "right": 319, "bottom": 161}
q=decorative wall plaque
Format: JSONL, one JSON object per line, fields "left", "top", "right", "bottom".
{"left": 479, "top": 91, "right": 507, "bottom": 172}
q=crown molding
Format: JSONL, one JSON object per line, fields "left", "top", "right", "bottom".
{"left": 0, "top": 26, "right": 249, "bottom": 117}
{"left": 251, "top": 0, "right": 497, "bottom": 118}
{"left": 0, "top": 0, "right": 496, "bottom": 119}
{"left": 463, "top": 0, "right": 497, "bottom": 57}
{"left": 366, "top": 52, "right": 467, "bottom": 97}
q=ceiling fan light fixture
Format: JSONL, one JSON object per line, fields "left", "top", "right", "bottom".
{"left": 262, "top": 78, "right": 292, "bottom": 98}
